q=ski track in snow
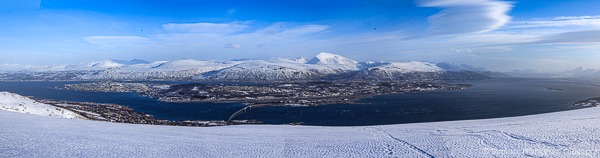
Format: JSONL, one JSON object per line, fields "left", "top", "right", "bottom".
{"left": 380, "top": 129, "right": 436, "bottom": 158}
{"left": 3, "top": 108, "right": 600, "bottom": 157}
{"left": 353, "top": 126, "right": 435, "bottom": 157}
{"left": 472, "top": 129, "right": 569, "bottom": 149}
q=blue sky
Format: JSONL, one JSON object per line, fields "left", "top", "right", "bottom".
{"left": 0, "top": 0, "right": 599, "bottom": 71}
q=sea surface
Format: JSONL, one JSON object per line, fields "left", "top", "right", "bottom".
{"left": 1, "top": 78, "right": 599, "bottom": 126}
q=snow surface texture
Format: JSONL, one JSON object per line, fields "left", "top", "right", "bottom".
{"left": 1, "top": 92, "right": 600, "bottom": 157}
{"left": 0, "top": 92, "right": 85, "bottom": 119}
{"left": 0, "top": 52, "right": 487, "bottom": 81}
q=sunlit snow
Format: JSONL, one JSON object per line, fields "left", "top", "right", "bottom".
{"left": 1, "top": 92, "right": 599, "bottom": 157}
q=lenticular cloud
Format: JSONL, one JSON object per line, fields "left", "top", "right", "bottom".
{"left": 419, "top": 0, "right": 513, "bottom": 36}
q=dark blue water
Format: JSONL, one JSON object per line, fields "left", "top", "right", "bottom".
{"left": 1, "top": 78, "right": 599, "bottom": 126}
{"left": 240, "top": 78, "right": 600, "bottom": 125}
{"left": 0, "top": 81, "right": 246, "bottom": 121}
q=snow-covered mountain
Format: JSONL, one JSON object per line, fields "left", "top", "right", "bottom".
{"left": 561, "top": 67, "right": 600, "bottom": 79}
{"left": 0, "top": 92, "right": 85, "bottom": 119}
{"left": 370, "top": 61, "right": 442, "bottom": 73}
{"left": 307, "top": 52, "right": 359, "bottom": 70}
{"left": 340, "top": 61, "right": 490, "bottom": 81}
{"left": 80, "top": 59, "right": 238, "bottom": 80}
{"left": 435, "top": 62, "right": 488, "bottom": 72}
{"left": 0, "top": 64, "right": 36, "bottom": 72}
{"left": 266, "top": 57, "right": 308, "bottom": 64}
{"left": 0, "top": 59, "right": 152, "bottom": 72}
{"left": 201, "top": 60, "right": 323, "bottom": 81}
{"left": 0, "top": 52, "right": 494, "bottom": 81}
{"left": 202, "top": 53, "right": 363, "bottom": 81}
{"left": 505, "top": 69, "right": 556, "bottom": 78}
{"left": 353, "top": 61, "right": 443, "bottom": 80}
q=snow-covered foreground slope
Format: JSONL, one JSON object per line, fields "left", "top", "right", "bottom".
{"left": 0, "top": 92, "right": 85, "bottom": 119}
{"left": 2, "top": 105, "right": 600, "bottom": 157}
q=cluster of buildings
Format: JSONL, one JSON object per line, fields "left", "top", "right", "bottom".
{"left": 61, "top": 81, "right": 170, "bottom": 97}
{"left": 158, "top": 81, "right": 472, "bottom": 106}
{"left": 574, "top": 98, "right": 600, "bottom": 107}
{"left": 47, "top": 81, "right": 474, "bottom": 125}
{"left": 60, "top": 80, "right": 471, "bottom": 107}
{"left": 41, "top": 99, "right": 228, "bottom": 126}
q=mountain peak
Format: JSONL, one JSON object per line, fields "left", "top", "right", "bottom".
{"left": 294, "top": 57, "right": 308, "bottom": 63}
{"left": 90, "top": 60, "right": 124, "bottom": 68}
{"left": 306, "top": 52, "right": 358, "bottom": 66}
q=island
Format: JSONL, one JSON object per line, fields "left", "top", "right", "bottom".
{"left": 545, "top": 87, "right": 566, "bottom": 92}
{"left": 59, "top": 81, "right": 472, "bottom": 106}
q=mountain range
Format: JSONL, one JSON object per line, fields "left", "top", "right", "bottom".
{"left": 0, "top": 52, "right": 495, "bottom": 81}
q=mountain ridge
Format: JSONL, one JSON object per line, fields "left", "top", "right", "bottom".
{"left": 0, "top": 52, "right": 495, "bottom": 81}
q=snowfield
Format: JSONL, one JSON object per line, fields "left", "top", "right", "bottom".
{"left": 0, "top": 92, "right": 85, "bottom": 119}
{"left": 1, "top": 92, "right": 600, "bottom": 157}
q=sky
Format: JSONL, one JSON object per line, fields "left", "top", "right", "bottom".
{"left": 0, "top": 0, "right": 599, "bottom": 72}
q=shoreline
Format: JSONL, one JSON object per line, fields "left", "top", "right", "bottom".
{"left": 27, "top": 93, "right": 600, "bottom": 127}
{"left": 3, "top": 87, "right": 599, "bottom": 127}
{"left": 59, "top": 80, "right": 472, "bottom": 106}
{"left": 2, "top": 78, "right": 598, "bottom": 127}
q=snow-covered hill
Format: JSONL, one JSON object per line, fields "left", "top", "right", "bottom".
{"left": 369, "top": 61, "right": 443, "bottom": 73}
{"left": 201, "top": 60, "right": 324, "bottom": 81}
{"left": 0, "top": 92, "right": 85, "bottom": 119}
{"left": 81, "top": 59, "right": 238, "bottom": 80}
{"left": 2, "top": 95, "right": 600, "bottom": 157}
{"left": 561, "top": 67, "right": 600, "bottom": 79}
{"left": 435, "top": 62, "right": 488, "bottom": 72}
{"left": 0, "top": 52, "right": 493, "bottom": 81}
{"left": 342, "top": 61, "right": 490, "bottom": 80}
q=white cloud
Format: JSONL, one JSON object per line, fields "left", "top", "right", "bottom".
{"left": 255, "top": 23, "right": 329, "bottom": 37}
{"left": 419, "top": 0, "right": 512, "bottom": 36}
{"left": 471, "top": 56, "right": 581, "bottom": 72}
{"left": 84, "top": 36, "right": 150, "bottom": 48}
{"left": 272, "top": 25, "right": 329, "bottom": 37}
{"left": 224, "top": 43, "right": 241, "bottom": 49}
{"left": 84, "top": 22, "right": 330, "bottom": 59}
{"left": 507, "top": 15, "right": 600, "bottom": 29}
{"left": 552, "top": 15, "right": 600, "bottom": 21}
{"left": 256, "top": 43, "right": 270, "bottom": 48}
{"left": 474, "top": 29, "right": 600, "bottom": 47}
{"left": 162, "top": 22, "right": 250, "bottom": 34}
{"left": 532, "top": 29, "right": 600, "bottom": 44}
{"left": 80, "top": 18, "right": 599, "bottom": 71}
